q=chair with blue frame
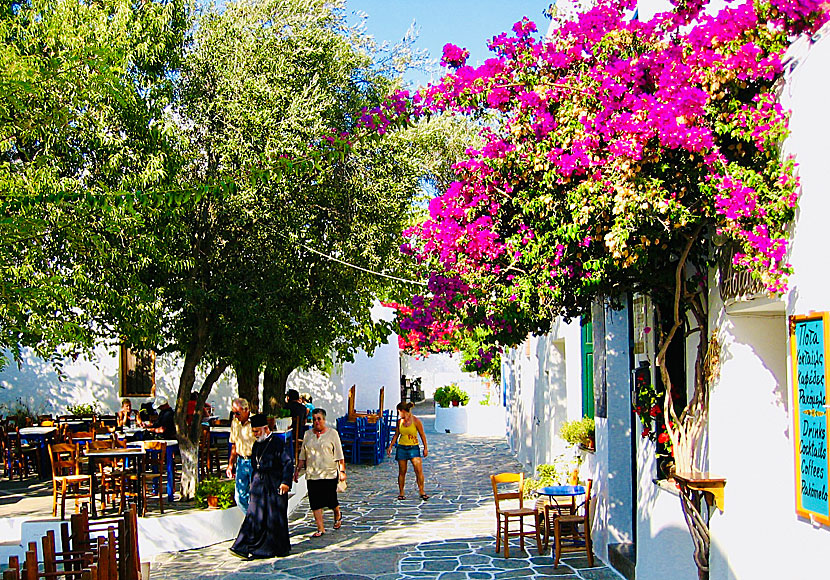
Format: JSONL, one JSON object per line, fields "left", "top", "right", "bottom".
{"left": 356, "top": 417, "right": 383, "bottom": 465}
{"left": 336, "top": 417, "right": 358, "bottom": 464}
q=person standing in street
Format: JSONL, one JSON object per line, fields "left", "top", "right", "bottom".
{"left": 294, "top": 408, "right": 345, "bottom": 536}
{"left": 230, "top": 414, "right": 294, "bottom": 559}
{"left": 227, "top": 398, "right": 256, "bottom": 513}
{"left": 387, "top": 401, "right": 429, "bottom": 500}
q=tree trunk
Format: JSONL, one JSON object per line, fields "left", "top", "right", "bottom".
{"left": 177, "top": 360, "right": 229, "bottom": 500}
{"left": 234, "top": 358, "right": 261, "bottom": 412}
{"left": 262, "top": 364, "right": 293, "bottom": 415}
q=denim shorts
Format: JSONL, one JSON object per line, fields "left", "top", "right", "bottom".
{"left": 395, "top": 444, "right": 421, "bottom": 461}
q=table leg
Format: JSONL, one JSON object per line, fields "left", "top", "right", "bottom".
{"left": 137, "top": 456, "right": 146, "bottom": 517}
{"left": 166, "top": 447, "right": 175, "bottom": 502}
{"left": 89, "top": 456, "right": 98, "bottom": 519}
{"left": 38, "top": 435, "right": 51, "bottom": 479}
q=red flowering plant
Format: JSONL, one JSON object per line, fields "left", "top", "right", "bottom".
{"left": 391, "top": 0, "right": 829, "bottom": 483}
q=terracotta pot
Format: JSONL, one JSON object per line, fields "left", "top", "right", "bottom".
{"left": 451, "top": 400, "right": 460, "bottom": 407}
{"left": 207, "top": 495, "right": 219, "bottom": 509}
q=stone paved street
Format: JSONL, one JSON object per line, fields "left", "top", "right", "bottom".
{"left": 151, "top": 404, "right": 621, "bottom": 580}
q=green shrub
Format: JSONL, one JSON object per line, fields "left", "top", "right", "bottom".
{"left": 434, "top": 383, "right": 470, "bottom": 407}
{"left": 523, "top": 463, "right": 561, "bottom": 499}
{"left": 67, "top": 403, "right": 100, "bottom": 416}
{"left": 0, "top": 398, "right": 39, "bottom": 426}
{"left": 559, "top": 416, "right": 595, "bottom": 448}
{"left": 195, "top": 477, "right": 236, "bottom": 509}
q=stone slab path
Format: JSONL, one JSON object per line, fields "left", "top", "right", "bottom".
{"left": 150, "top": 404, "right": 621, "bottom": 580}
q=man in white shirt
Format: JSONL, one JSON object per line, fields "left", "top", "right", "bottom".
{"left": 226, "top": 398, "right": 256, "bottom": 512}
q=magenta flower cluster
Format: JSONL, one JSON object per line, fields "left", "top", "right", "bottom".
{"left": 379, "top": 0, "right": 829, "bottom": 358}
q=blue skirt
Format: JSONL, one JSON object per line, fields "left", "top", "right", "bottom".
{"left": 395, "top": 444, "right": 421, "bottom": 461}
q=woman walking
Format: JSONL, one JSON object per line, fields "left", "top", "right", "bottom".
{"left": 294, "top": 408, "right": 345, "bottom": 537}
{"left": 387, "top": 402, "right": 429, "bottom": 500}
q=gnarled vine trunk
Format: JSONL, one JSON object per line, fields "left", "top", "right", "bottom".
{"left": 652, "top": 226, "right": 719, "bottom": 580}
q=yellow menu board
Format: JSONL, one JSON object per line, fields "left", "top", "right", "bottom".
{"left": 789, "top": 312, "right": 830, "bottom": 525}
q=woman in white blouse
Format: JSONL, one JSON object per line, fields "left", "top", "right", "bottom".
{"left": 294, "top": 408, "right": 346, "bottom": 536}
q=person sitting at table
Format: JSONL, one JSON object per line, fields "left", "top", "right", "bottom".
{"left": 116, "top": 399, "right": 134, "bottom": 428}
{"left": 146, "top": 397, "right": 176, "bottom": 440}
{"left": 185, "top": 391, "right": 199, "bottom": 425}
{"left": 137, "top": 398, "right": 157, "bottom": 427}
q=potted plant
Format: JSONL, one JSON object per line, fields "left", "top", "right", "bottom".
{"left": 435, "top": 383, "right": 469, "bottom": 407}
{"left": 448, "top": 383, "right": 470, "bottom": 407}
{"left": 434, "top": 383, "right": 471, "bottom": 434}
{"left": 195, "top": 477, "right": 236, "bottom": 509}
{"left": 67, "top": 402, "right": 99, "bottom": 417}
{"left": 559, "top": 416, "right": 596, "bottom": 451}
{"left": 268, "top": 407, "right": 292, "bottom": 431}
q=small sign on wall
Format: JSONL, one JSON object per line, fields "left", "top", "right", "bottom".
{"left": 789, "top": 312, "right": 830, "bottom": 525}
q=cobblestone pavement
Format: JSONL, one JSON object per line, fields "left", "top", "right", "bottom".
{"left": 151, "top": 404, "right": 621, "bottom": 580}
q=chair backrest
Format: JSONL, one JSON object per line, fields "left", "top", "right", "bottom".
{"left": 87, "top": 440, "right": 116, "bottom": 471}
{"left": 199, "top": 426, "right": 210, "bottom": 449}
{"left": 143, "top": 441, "right": 166, "bottom": 472}
{"left": 578, "top": 479, "right": 593, "bottom": 523}
{"left": 49, "top": 443, "right": 80, "bottom": 477}
{"left": 490, "top": 472, "right": 526, "bottom": 511}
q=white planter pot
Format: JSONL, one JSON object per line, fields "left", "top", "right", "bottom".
{"left": 271, "top": 417, "right": 292, "bottom": 432}
{"left": 434, "top": 404, "right": 468, "bottom": 434}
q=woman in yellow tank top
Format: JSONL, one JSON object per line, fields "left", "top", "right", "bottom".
{"left": 387, "top": 401, "right": 429, "bottom": 500}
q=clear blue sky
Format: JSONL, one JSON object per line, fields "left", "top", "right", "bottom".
{"left": 346, "top": 1, "right": 550, "bottom": 88}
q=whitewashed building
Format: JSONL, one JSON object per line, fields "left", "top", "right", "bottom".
{"left": 502, "top": 8, "right": 830, "bottom": 580}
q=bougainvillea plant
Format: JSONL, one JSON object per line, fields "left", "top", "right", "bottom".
{"left": 379, "top": 0, "right": 829, "bottom": 488}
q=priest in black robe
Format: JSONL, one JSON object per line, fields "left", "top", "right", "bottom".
{"left": 230, "top": 413, "right": 294, "bottom": 559}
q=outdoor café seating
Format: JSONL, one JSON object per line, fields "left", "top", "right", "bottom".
{"left": 48, "top": 443, "right": 92, "bottom": 520}
{"left": 2, "top": 426, "right": 41, "bottom": 480}
{"left": 490, "top": 472, "right": 543, "bottom": 558}
{"left": 550, "top": 479, "right": 594, "bottom": 567}
{"left": 3, "top": 505, "right": 141, "bottom": 580}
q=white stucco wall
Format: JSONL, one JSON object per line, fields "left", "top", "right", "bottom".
{"left": 0, "top": 347, "right": 238, "bottom": 418}
{"left": 401, "top": 352, "right": 487, "bottom": 401}
{"left": 1, "top": 303, "right": 402, "bottom": 423}
{"left": 339, "top": 303, "right": 400, "bottom": 414}
{"left": 636, "top": 23, "right": 830, "bottom": 580}
{"left": 503, "top": 318, "right": 582, "bottom": 473}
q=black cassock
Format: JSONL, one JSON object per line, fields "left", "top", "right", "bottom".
{"left": 231, "top": 433, "right": 294, "bottom": 558}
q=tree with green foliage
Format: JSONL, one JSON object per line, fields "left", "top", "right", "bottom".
{"left": 89, "top": 0, "right": 470, "bottom": 497}
{"left": 0, "top": 0, "right": 189, "bottom": 369}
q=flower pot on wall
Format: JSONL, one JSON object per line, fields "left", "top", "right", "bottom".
{"left": 207, "top": 495, "right": 219, "bottom": 509}
{"left": 451, "top": 400, "right": 460, "bottom": 407}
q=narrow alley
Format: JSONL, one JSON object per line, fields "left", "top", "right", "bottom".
{"left": 150, "top": 402, "right": 619, "bottom": 580}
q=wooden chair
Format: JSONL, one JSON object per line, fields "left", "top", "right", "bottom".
{"left": 198, "top": 426, "right": 220, "bottom": 478}
{"left": 141, "top": 441, "right": 166, "bottom": 515}
{"left": 10, "top": 529, "right": 114, "bottom": 580}
{"left": 68, "top": 506, "right": 140, "bottom": 580}
{"left": 49, "top": 443, "right": 92, "bottom": 519}
{"left": 4, "top": 427, "right": 41, "bottom": 480}
{"left": 490, "top": 472, "right": 542, "bottom": 558}
{"left": 87, "top": 441, "right": 123, "bottom": 512}
{"left": 552, "top": 479, "right": 594, "bottom": 567}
